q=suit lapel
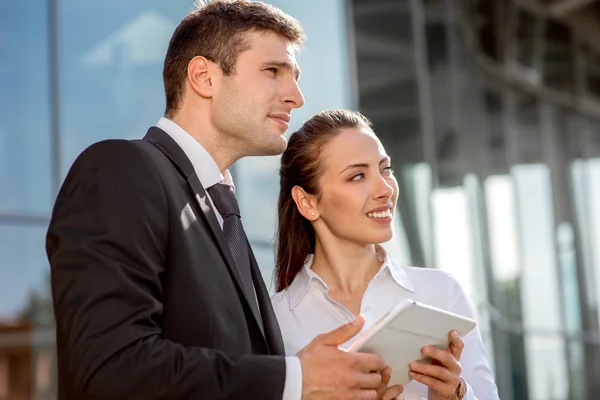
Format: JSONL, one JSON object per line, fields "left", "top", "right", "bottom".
{"left": 143, "top": 127, "right": 267, "bottom": 341}
{"left": 248, "top": 247, "right": 286, "bottom": 355}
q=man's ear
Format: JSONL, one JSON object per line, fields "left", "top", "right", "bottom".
{"left": 187, "top": 56, "right": 219, "bottom": 98}
{"left": 291, "top": 186, "right": 319, "bottom": 221}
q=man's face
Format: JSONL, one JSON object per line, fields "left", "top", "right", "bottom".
{"left": 211, "top": 30, "right": 305, "bottom": 156}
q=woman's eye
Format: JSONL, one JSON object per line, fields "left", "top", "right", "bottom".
{"left": 382, "top": 166, "right": 394, "bottom": 175}
{"left": 350, "top": 173, "right": 364, "bottom": 181}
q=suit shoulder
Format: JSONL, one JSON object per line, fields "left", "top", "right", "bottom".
{"left": 75, "top": 139, "right": 145, "bottom": 164}
{"left": 64, "top": 139, "right": 162, "bottom": 179}
{"left": 58, "top": 138, "right": 164, "bottom": 199}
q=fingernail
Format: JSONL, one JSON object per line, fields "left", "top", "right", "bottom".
{"left": 409, "top": 371, "right": 416, "bottom": 377}
{"left": 422, "top": 346, "right": 431, "bottom": 355}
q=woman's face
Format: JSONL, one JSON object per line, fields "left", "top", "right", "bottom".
{"left": 314, "top": 126, "right": 398, "bottom": 246}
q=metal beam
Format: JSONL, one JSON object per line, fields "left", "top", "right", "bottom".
{"left": 549, "top": 0, "right": 598, "bottom": 17}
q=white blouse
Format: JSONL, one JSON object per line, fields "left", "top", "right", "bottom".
{"left": 271, "top": 248, "right": 500, "bottom": 400}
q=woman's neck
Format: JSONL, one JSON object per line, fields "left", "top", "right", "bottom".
{"left": 310, "top": 236, "right": 383, "bottom": 301}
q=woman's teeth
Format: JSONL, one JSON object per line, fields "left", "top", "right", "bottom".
{"left": 367, "top": 209, "right": 392, "bottom": 218}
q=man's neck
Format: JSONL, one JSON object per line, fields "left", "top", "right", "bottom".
{"left": 170, "top": 112, "right": 239, "bottom": 172}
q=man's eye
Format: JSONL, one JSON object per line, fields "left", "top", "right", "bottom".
{"left": 266, "top": 68, "right": 277, "bottom": 74}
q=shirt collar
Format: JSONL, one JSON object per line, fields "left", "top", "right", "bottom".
{"left": 156, "top": 117, "right": 234, "bottom": 191}
{"left": 286, "top": 245, "right": 415, "bottom": 310}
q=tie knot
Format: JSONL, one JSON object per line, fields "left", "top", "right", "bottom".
{"left": 207, "top": 183, "right": 240, "bottom": 217}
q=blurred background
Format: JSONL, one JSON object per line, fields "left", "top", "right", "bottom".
{"left": 1, "top": 0, "right": 600, "bottom": 398}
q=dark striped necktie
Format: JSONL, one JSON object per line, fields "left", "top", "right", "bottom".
{"left": 206, "top": 183, "right": 261, "bottom": 325}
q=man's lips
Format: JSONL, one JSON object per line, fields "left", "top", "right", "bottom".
{"left": 268, "top": 113, "right": 291, "bottom": 128}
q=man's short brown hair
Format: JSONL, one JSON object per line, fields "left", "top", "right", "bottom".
{"left": 163, "top": 0, "right": 305, "bottom": 117}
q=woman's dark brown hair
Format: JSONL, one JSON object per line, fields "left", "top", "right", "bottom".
{"left": 275, "top": 109, "right": 372, "bottom": 292}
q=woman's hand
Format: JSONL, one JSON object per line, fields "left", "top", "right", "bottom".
{"left": 376, "top": 366, "right": 403, "bottom": 400}
{"left": 408, "top": 330, "right": 464, "bottom": 400}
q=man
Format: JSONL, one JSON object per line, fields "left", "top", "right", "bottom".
{"left": 47, "top": 1, "right": 402, "bottom": 399}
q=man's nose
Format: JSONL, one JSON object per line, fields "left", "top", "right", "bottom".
{"left": 283, "top": 80, "right": 305, "bottom": 109}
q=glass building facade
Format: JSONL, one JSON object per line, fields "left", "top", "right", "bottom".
{"left": 1, "top": 0, "right": 599, "bottom": 399}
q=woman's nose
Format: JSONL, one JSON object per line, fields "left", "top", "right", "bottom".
{"left": 374, "top": 175, "right": 394, "bottom": 199}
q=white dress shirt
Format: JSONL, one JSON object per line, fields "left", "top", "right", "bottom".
{"left": 271, "top": 246, "right": 500, "bottom": 400}
{"left": 156, "top": 117, "right": 303, "bottom": 400}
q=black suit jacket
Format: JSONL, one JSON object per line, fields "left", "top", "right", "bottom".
{"left": 46, "top": 127, "right": 287, "bottom": 399}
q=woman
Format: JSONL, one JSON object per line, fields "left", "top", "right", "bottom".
{"left": 271, "top": 110, "right": 499, "bottom": 400}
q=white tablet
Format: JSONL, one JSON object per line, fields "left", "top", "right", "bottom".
{"left": 347, "top": 299, "right": 476, "bottom": 386}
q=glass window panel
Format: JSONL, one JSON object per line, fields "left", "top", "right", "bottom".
{"left": 570, "top": 160, "right": 597, "bottom": 314}
{"left": 484, "top": 175, "right": 519, "bottom": 283}
{"left": 513, "top": 163, "right": 569, "bottom": 400}
{"left": 587, "top": 158, "right": 600, "bottom": 329}
{"left": 582, "top": 44, "right": 600, "bottom": 100}
{"left": 0, "top": 224, "right": 54, "bottom": 399}
{"left": 513, "top": 164, "right": 560, "bottom": 331}
{"left": 514, "top": 8, "right": 537, "bottom": 70}
{"left": 352, "top": 0, "right": 424, "bottom": 166}
{"left": 543, "top": 20, "right": 574, "bottom": 93}
{"left": 0, "top": 1, "right": 53, "bottom": 214}
{"left": 431, "top": 186, "right": 478, "bottom": 295}
{"left": 237, "top": 0, "right": 353, "bottom": 247}
{"left": 483, "top": 88, "right": 509, "bottom": 174}
{"left": 514, "top": 94, "right": 543, "bottom": 164}
{"left": 58, "top": 0, "right": 195, "bottom": 177}
{"left": 591, "top": 119, "right": 600, "bottom": 158}
{"left": 469, "top": 0, "right": 499, "bottom": 61}
{"left": 523, "top": 335, "right": 569, "bottom": 400}
{"left": 391, "top": 163, "right": 433, "bottom": 268}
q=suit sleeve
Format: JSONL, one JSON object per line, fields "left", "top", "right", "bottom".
{"left": 46, "top": 140, "right": 286, "bottom": 400}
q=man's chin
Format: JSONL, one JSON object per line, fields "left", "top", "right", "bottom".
{"left": 263, "top": 136, "right": 288, "bottom": 156}
{"left": 242, "top": 138, "right": 287, "bottom": 157}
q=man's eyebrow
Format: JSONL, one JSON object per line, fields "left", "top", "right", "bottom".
{"left": 262, "top": 60, "right": 301, "bottom": 80}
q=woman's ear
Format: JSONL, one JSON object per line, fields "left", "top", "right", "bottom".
{"left": 291, "top": 186, "right": 319, "bottom": 221}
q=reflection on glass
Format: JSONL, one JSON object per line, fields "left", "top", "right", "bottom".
{"left": 58, "top": 1, "right": 192, "bottom": 176}
{"left": 0, "top": 225, "right": 54, "bottom": 400}
{"left": 0, "top": 1, "right": 53, "bottom": 214}
{"left": 513, "top": 163, "right": 568, "bottom": 400}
